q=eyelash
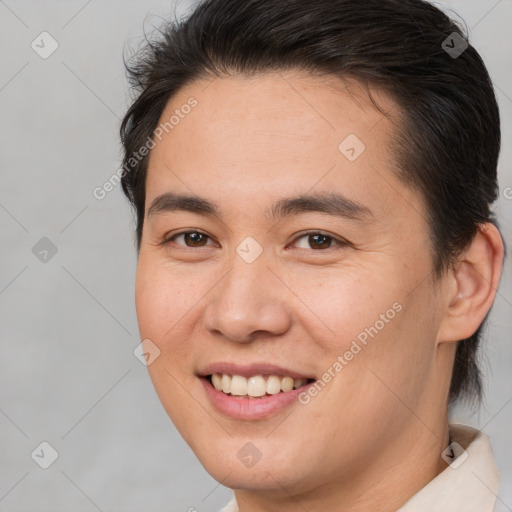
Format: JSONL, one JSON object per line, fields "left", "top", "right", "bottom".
{"left": 162, "top": 230, "right": 349, "bottom": 251}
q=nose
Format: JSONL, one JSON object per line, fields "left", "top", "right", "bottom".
{"left": 202, "top": 253, "right": 292, "bottom": 343}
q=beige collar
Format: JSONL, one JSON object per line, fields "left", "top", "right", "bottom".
{"left": 398, "top": 423, "right": 499, "bottom": 511}
{"left": 219, "top": 424, "right": 500, "bottom": 512}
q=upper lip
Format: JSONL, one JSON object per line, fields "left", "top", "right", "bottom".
{"left": 198, "top": 362, "right": 316, "bottom": 380}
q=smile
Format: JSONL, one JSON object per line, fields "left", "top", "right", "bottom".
{"left": 199, "top": 363, "right": 316, "bottom": 420}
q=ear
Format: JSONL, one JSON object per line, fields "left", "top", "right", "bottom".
{"left": 438, "top": 223, "right": 504, "bottom": 343}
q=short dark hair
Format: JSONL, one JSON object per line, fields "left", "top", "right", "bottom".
{"left": 120, "top": 0, "right": 502, "bottom": 407}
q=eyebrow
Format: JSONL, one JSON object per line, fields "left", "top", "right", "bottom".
{"left": 147, "top": 191, "right": 373, "bottom": 222}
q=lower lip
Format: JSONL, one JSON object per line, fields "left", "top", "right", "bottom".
{"left": 200, "top": 378, "right": 311, "bottom": 420}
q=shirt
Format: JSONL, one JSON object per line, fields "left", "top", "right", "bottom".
{"left": 219, "top": 423, "right": 500, "bottom": 512}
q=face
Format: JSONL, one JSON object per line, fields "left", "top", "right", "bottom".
{"left": 135, "top": 72, "right": 451, "bottom": 497}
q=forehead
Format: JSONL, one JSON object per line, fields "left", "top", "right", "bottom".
{"left": 154, "top": 72, "right": 397, "bottom": 156}
{"left": 145, "top": 71, "right": 416, "bottom": 222}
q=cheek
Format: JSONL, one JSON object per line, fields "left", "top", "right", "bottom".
{"left": 333, "top": 284, "right": 440, "bottom": 426}
{"left": 135, "top": 255, "right": 218, "bottom": 374}
{"left": 134, "top": 258, "right": 205, "bottom": 433}
{"left": 289, "top": 263, "right": 437, "bottom": 411}
{"left": 135, "top": 256, "right": 193, "bottom": 338}
{"left": 284, "top": 263, "right": 401, "bottom": 352}
{"left": 135, "top": 260, "right": 166, "bottom": 338}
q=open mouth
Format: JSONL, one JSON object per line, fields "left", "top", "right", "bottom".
{"left": 205, "top": 373, "right": 316, "bottom": 399}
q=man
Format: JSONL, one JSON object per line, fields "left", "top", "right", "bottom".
{"left": 119, "top": 0, "right": 505, "bottom": 510}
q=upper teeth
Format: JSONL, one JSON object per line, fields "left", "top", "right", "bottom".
{"left": 211, "top": 373, "right": 309, "bottom": 397}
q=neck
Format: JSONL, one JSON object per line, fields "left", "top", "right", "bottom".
{"left": 234, "top": 421, "right": 451, "bottom": 512}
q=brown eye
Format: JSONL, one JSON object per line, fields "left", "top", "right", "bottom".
{"left": 168, "top": 231, "right": 213, "bottom": 247}
{"left": 308, "top": 234, "right": 333, "bottom": 249}
{"left": 293, "top": 232, "right": 342, "bottom": 250}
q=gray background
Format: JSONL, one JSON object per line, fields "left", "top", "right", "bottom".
{"left": 0, "top": 1, "right": 511, "bottom": 511}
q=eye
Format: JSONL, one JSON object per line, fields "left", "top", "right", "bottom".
{"left": 291, "top": 232, "right": 347, "bottom": 250}
{"left": 165, "top": 230, "right": 216, "bottom": 248}
{"left": 162, "top": 230, "right": 347, "bottom": 251}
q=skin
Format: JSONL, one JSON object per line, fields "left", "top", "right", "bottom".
{"left": 135, "top": 71, "right": 504, "bottom": 512}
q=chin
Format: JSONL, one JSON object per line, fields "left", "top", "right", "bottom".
{"left": 193, "top": 438, "right": 312, "bottom": 494}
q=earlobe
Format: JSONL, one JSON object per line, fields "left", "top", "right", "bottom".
{"left": 439, "top": 223, "right": 504, "bottom": 343}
